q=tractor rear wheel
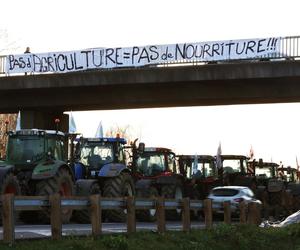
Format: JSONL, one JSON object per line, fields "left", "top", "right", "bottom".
{"left": 72, "top": 182, "right": 101, "bottom": 223}
{"left": 103, "top": 172, "right": 135, "bottom": 222}
{"left": 0, "top": 173, "right": 21, "bottom": 224}
{"left": 136, "top": 187, "right": 158, "bottom": 222}
{"left": 35, "top": 168, "right": 74, "bottom": 223}
{"left": 161, "top": 185, "right": 183, "bottom": 220}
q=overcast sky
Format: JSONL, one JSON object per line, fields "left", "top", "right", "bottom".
{"left": 1, "top": 0, "right": 300, "bottom": 166}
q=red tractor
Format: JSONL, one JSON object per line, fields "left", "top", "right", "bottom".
{"left": 177, "top": 154, "right": 221, "bottom": 200}
{"left": 131, "top": 147, "right": 184, "bottom": 221}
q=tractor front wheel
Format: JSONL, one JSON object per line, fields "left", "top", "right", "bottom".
{"left": 136, "top": 187, "right": 158, "bottom": 222}
{"left": 35, "top": 168, "right": 74, "bottom": 223}
{"left": 161, "top": 185, "right": 183, "bottom": 220}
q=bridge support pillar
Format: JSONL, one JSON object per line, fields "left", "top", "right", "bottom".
{"left": 20, "top": 111, "right": 69, "bottom": 133}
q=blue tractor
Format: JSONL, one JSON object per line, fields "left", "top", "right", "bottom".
{"left": 73, "top": 136, "right": 136, "bottom": 222}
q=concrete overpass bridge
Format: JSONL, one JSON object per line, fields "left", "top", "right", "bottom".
{"left": 0, "top": 36, "right": 300, "bottom": 132}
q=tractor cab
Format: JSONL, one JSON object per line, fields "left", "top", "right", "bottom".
{"left": 134, "top": 147, "right": 177, "bottom": 178}
{"left": 177, "top": 155, "right": 217, "bottom": 180}
{"left": 277, "top": 165, "right": 298, "bottom": 183}
{"left": 177, "top": 155, "right": 220, "bottom": 199}
{"left": 5, "top": 129, "right": 67, "bottom": 167}
{"left": 220, "top": 155, "right": 256, "bottom": 191}
{"left": 253, "top": 159, "right": 279, "bottom": 186}
{"left": 74, "top": 137, "right": 127, "bottom": 179}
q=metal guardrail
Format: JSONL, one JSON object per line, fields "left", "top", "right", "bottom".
{"left": 0, "top": 36, "right": 300, "bottom": 77}
{"left": 0, "top": 194, "right": 262, "bottom": 245}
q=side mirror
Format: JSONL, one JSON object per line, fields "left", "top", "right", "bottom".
{"left": 138, "top": 142, "right": 145, "bottom": 153}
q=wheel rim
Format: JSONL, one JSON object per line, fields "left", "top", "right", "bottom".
{"left": 123, "top": 182, "right": 133, "bottom": 215}
{"left": 149, "top": 189, "right": 158, "bottom": 217}
{"left": 175, "top": 187, "right": 183, "bottom": 214}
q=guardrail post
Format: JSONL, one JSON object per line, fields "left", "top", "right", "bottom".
{"left": 156, "top": 197, "right": 166, "bottom": 233}
{"left": 126, "top": 196, "right": 136, "bottom": 233}
{"left": 247, "top": 202, "right": 261, "bottom": 225}
{"left": 223, "top": 201, "right": 231, "bottom": 224}
{"left": 2, "top": 194, "right": 15, "bottom": 245}
{"left": 90, "top": 194, "right": 102, "bottom": 237}
{"left": 239, "top": 201, "right": 247, "bottom": 224}
{"left": 182, "top": 197, "right": 191, "bottom": 232}
{"left": 204, "top": 199, "right": 212, "bottom": 229}
{"left": 50, "top": 193, "right": 62, "bottom": 240}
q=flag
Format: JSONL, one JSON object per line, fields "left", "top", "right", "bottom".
{"left": 216, "top": 142, "right": 222, "bottom": 169}
{"left": 95, "top": 121, "right": 104, "bottom": 138}
{"left": 16, "top": 111, "right": 21, "bottom": 131}
{"left": 193, "top": 154, "right": 198, "bottom": 174}
{"left": 249, "top": 145, "right": 254, "bottom": 160}
{"left": 69, "top": 112, "right": 77, "bottom": 133}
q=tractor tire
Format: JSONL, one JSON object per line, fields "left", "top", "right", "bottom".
{"left": 161, "top": 185, "right": 183, "bottom": 220}
{"left": 103, "top": 172, "right": 135, "bottom": 222}
{"left": 0, "top": 174, "right": 21, "bottom": 225}
{"left": 35, "top": 168, "right": 74, "bottom": 223}
{"left": 136, "top": 187, "right": 158, "bottom": 222}
{"left": 72, "top": 182, "right": 101, "bottom": 223}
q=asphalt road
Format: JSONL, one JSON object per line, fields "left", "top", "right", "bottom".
{"left": 0, "top": 221, "right": 206, "bottom": 240}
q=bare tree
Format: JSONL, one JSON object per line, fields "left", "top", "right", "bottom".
{"left": 0, "top": 29, "right": 20, "bottom": 55}
{"left": 105, "top": 124, "right": 139, "bottom": 144}
{"left": 0, "top": 113, "right": 17, "bottom": 158}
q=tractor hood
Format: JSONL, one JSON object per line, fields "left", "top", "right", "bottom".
{"left": 88, "top": 163, "right": 128, "bottom": 178}
{"left": 31, "top": 159, "right": 66, "bottom": 179}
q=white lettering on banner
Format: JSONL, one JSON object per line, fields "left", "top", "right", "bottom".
{"left": 6, "top": 37, "right": 281, "bottom": 74}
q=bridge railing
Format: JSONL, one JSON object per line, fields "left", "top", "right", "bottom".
{"left": 0, "top": 194, "right": 261, "bottom": 245}
{"left": 0, "top": 36, "right": 300, "bottom": 77}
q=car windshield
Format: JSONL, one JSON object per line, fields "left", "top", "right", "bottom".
{"left": 211, "top": 188, "right": 239, "bottom": 197}
{"left": 136, "top": 152, "right": 165, "bottom": 176}
{"left": 80, "top": 143, "right": 113, "bottom": 167}
{"left": 6, "top": 135, "right": 45, "bottom": 164}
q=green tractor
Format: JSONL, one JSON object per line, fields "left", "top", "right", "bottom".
{"left": 0, "top": 129, "right": 74, "bottom": 223}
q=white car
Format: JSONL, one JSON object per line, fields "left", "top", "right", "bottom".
{"left": 207, "top": 186, "right": 262, "bottom": 213}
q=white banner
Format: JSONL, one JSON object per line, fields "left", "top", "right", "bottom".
{"left": 6, "top": 37, "right": 281, "bottom": 74}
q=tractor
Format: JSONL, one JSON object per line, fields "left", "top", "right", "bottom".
{"left": 277, "top": 165, "right": 300, "bottom": 214}
{"left": 177, "top": 154, "right": 221, "bottom": 200}
{"left": 219, "top": 155, "right": 257, "bottom": 191}
{"left": 72, "top": 136, "right": 141, "bottom": 222}
{"left": 132, "top": 147, "right": 184, "bottom": 221}
{"left": 0, "top": 129, "right": 74, "bottom": 223}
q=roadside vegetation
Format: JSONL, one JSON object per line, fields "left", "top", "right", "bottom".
{"left": 1, "top": 223, "right": 300, "bottom": 250}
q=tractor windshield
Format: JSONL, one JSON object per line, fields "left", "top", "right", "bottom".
{"left": 222, "top": 159, "right": 247, "bottom": 174}
{"left": 256, "top": 167, "right": 274, "bottom": 178}
{"left": 136, "top": 152, "right": 165, "bottom": 176}
{"left": 181, "top": 158, "right": 216, "bottom": 179}
{"left": 79, "top": 143, "right": 114, "bottom": 168}
{"left": 6, "top": 135, "right": 45, "bottom": 164}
